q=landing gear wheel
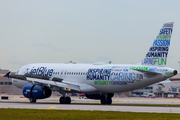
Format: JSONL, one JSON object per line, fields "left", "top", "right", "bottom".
{"left": 100, "top": 96, "right": 106, "bottom": 105}
{"left": 107, "top": 97, "right": 112, "bottom": 105}
{"left": 30, "top": 98, "right": 36, "bottom": 103}
{"left": 59, "top": 96, "right": 71, "bottom": 104}
{"left": 66, "top": 96, "right": 71, "bottom": 104}
{"left": 60, "top": 97, "right": 66, "bottom": 104}
{"left": 100, "top": 95, "right": 112, "bottom": 105}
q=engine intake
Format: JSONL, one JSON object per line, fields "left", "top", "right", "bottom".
{"left": 23, "top": 84, "right": 52, "bottom": 99}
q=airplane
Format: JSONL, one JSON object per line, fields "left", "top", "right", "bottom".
{"left": 4, "top": 22, "right": 177, "bottom": 105}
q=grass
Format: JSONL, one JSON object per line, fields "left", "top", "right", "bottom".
{"left": 0, "top": 109, "right": 180, "bottom": 120}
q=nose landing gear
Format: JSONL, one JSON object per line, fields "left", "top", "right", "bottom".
{"left": 29, "top": 98, "right": 36, "bottom": 103}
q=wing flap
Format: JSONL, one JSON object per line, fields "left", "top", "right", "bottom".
{"left": 133, "top": 69, "right": 161, "bottom": 78}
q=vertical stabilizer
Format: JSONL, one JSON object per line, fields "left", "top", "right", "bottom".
{"left": 141, "top": 22, "right": 174, "bottom": 67}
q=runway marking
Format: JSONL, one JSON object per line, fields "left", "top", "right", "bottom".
{"left": 22, "top": 98, "right": 27, "bottom": 100}
{"left": 20, "top": 97, "right": 26, "bottom": 98}
{"left": 45, "top": 106, "right": 57, "bottom": 109}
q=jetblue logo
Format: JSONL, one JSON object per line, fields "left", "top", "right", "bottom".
{"left": 29, "top": 67, "right": 54, "bottom": 76}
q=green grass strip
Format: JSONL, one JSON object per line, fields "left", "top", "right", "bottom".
{"left": 0, "top": 108, "right": 180, "bottom": 120}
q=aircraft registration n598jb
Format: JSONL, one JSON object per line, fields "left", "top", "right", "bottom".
{"left": 4, "top": 22, "right": 177, "bottom": 105}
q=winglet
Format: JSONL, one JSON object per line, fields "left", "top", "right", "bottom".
{"left": 4, "top": 71, "right": 11, "bottom": 78}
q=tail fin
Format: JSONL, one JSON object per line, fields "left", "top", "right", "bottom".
{"left": 141, "top": 22, "right": 174, "bottom": 67}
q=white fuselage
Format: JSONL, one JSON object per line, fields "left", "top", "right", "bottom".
{"left": 12, "top": 63, "right": 175, "bottom": 93}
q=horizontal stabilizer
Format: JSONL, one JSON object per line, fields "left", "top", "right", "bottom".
{"left": 169, "top": 78, "right": 180, "bottom": 81}
{"left": 133, "top": 69, "right": 161, "bottom": 75}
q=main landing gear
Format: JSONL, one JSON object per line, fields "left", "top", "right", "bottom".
{"left": 100, "top": 93, "right": 114, "bottom": 105}
{"left": 29, "top": 97, "right": 71, "bottom": 104}
{"left": 59, "top": 96, "right": 71, "bottom": 104}
{"left": 29, "top": 98, "right": 36, "bottom": 103}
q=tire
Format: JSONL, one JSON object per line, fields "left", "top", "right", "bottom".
{"left": 66, "top": 96, "right": 71, "bottom": 104}
{"left": 101, "top": 96, "right": 106, "bottom": 105}
{"left": 106, "top": 97, "right": 112, "bottom": 105}
{"left": 59, "top": 97, "right": 66, "bottom": 104}
{"left": 30, "top": 98, "right": 36, "bottom": 103}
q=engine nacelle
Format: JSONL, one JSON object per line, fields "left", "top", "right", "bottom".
{"left": 23, "top": 84, "right": 52, "bottom": 99}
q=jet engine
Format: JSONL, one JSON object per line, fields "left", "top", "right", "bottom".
{"left": 22, "top": 84, "right": 52, "bottom": 99}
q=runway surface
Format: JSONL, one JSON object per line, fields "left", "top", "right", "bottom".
{"left": 0, "top": 101, "right": 180, "bottom": 113}
{"left": 1, "top": 95, "right": 180, "bottom": 113}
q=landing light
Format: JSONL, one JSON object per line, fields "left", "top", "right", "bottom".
{"left": 66, "top": 88, "right": 71, "bottom": 91}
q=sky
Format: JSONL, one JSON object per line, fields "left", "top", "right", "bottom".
{"left": 0, "top": 0, "right": 180, "bottom": 72}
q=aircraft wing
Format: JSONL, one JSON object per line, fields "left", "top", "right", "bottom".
{"left": 4, "top": 72, "right": 81, "bottom": 92}
{"left": 26, "top": 77, "right": 81, "bottom": 91}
